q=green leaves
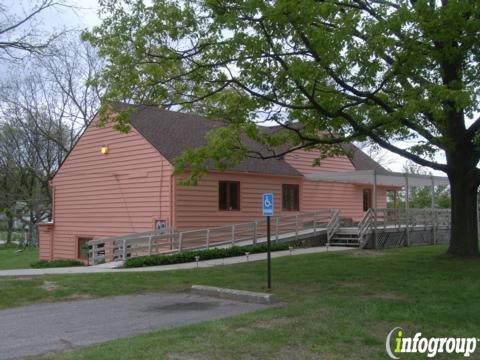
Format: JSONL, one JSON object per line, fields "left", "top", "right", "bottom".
{"left": 84, "top": 0, "right": 480, "bottom": 175}
{"left": 174, "top": 124, "right": 248, "bottom": 185}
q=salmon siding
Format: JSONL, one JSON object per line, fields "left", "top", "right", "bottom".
{"left": 174, "top": 172, "right": 303, "bottom": 230}
{"left": 39, "top": 105, "right": 391, "bottom": 261}
{"left": 42, "top": 120, "right": 173, "bottom": 260}
{"left": 285, "top": 150, "right": 388, "bottom": 221}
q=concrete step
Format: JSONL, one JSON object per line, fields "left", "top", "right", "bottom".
{"left": 329, "top": 242, "right": 360, "bottom": 247}
{"left": 330, "top": 236, "right": 360, "bottom": 243}
{"left": 330, "top": 236, "right": 360, "bottom": 241}
{"left": 333, "top": 228, "right": 360, "bottom": 235}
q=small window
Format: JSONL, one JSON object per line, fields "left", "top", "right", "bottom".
{"left": 78, "top": 237, "right": 93, "bottom": 260}
{"left": 363, "top": 189, "right": 372, "bottom": 211}
{"left": 282, "top": 184, "right": 299, "bottom": 211}
{"left": 155, "top": 220, "right": 167, "bottom": 231}
{"left": 219, "top": 181, "right": 240, "bottom": 211}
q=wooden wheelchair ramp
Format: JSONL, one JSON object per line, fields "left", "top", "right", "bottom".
{"left": 88, "top": 209, "right": 340, "bottom": 265}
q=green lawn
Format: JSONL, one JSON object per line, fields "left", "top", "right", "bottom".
{"left": 0, "top": 244, "right": 38, "bottom": 270}
{"left": 1, "top": 246, "right": 479, "bottom": 359}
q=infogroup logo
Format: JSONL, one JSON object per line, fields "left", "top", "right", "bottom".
{"left": 385, "top": 327, "right": 478, "bottom": 359}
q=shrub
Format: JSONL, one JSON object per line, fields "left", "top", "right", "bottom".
{"left": 124, "top": 242, "right": 291, "bottom": 268}
{"left": 31, "top": 259, "right": 85, "bottom": 268}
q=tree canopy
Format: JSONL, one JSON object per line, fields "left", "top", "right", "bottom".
{"left": 84, "top": 0, "right": 480, "bottom": 256}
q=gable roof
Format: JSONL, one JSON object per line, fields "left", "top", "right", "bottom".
{"left": 341, "top": 143, "right": 390, "bottom": 175}
{"left": 119, "top": 104, "right": 389, "bottom": 177}
{"left": 128, "top": 105, "right": 302, "bottom": 177}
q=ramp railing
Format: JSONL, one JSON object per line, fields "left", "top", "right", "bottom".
{"left": 88, "top": 209, "right": 339, "bottom": 265}
{"left": 374, "top": 208, "right": 451, "bottom": 231}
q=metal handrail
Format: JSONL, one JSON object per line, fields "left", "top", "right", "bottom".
{"left": 89, "top": 226, "right": 177, "bottom": 246}
{"left": 326, "top": 209, "right": 340, "bottom": 243}
{"left": 374, "top": 208, "right": 451, "bottom": 229}
{"left": 88, "top": 209, "right": 339, "bottom": 265}
{"left": 355, "top": 208, "right": 451, "bottom": 249}
{"left": 358, "top": 208, "right": 374, "bottom": 248}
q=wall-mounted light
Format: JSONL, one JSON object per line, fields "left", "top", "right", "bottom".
{"left": 100, "top": 146, "right": 109, "bottom": 155}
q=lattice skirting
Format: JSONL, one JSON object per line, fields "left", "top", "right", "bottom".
{"left": 365, "top": 228, "right": 450, "bottom": 249}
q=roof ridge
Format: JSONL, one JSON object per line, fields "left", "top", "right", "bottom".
{"left": 128, "top": 106, "right": 303, "bottom": 177}
{"left": 116, "top": 104, "right": 388, "bottom": 176}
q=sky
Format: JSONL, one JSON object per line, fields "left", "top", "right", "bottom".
{"left": 32, "top": 0, "right": 99, "bottom": 30}
{"left": 0, "top": 0, "right": 99, "bottom": 78}
{"left": 0, "top": 0, "right": 100, "bottom": 43}
{"left": 0, "top": 0, "right": 447, "bottom": 176}
{"left": 59, "top": 0, "right": 100, "bottom": 29}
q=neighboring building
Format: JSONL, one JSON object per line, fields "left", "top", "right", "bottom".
{"left": 38, "top": 105, "right": 392, "bottom": 261}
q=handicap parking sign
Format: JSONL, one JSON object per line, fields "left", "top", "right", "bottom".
{"left": 263, "top": 193, "right": 274, "bottom": 217}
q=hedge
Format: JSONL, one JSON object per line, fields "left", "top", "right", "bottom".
{"left": 31, "top": 259, "right": 85, "bottom": 268}
{"left": 124, "top": 243, "right": 291, "bottom": 268}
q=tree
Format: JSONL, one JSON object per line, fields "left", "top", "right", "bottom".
{"left": 0, "top": 142, "right": 22, "bottom": 244}
{"left": 387, "top": 162, "right": 451, "bottom": 209}
{"left": 0, "top": 34, "right": 103, "bottom": 150}
{"left": 0, "top": 0, "right": 68, "bottom": 59}
{"left": 356, "top": 141, "right": 396, "bottom": 170}
{"left": 0, "top": 112, "right": 64, "bottom": 245}
{"left": 34, "top": 34, "right": 104, "bottom": 134}
{"left": 0, "top": 34, "right": 102, "bottom": 245}
{"left": 84, "top": 1, "right": 480, "bottom": 257}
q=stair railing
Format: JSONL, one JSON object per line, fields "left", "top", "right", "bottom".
{"left": 326, "top": 209, "right": 340, "bottom": 244}
{"left": 358, "top": 209, "right": 374, "bottom": 248}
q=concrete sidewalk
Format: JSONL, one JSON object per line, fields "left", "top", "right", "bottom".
{"left": 0, "top": 246, "right": 352, "bottom": 277}
{"left": 0, "top": 292, "right": 270, "bottom": 360}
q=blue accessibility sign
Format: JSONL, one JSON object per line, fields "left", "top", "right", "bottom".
{"left": 262, "top": 193, "right": 274, "bottom": 217}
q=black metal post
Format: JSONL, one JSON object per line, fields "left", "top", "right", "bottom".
{"left": 267, "top": 215, "right": 271, "bottom": 290}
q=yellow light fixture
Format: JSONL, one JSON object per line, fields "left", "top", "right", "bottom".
{"left": 100, "top": 146, "right": 109, "bottom": 155}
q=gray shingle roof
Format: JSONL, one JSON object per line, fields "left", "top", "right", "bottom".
{"left": 341, "top": 143, "right": 390, "bottom": 175}
{"left": 123, "top": 104, "right": 387, "bottom": 176}
{"left": 128, "top": 105, "right": 302, "bottom": 176}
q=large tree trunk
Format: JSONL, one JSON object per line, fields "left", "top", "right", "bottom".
{"left": 447, "top": 172, "right": 479, "bottom": 257}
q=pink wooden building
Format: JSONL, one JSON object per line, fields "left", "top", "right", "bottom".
{"left": 38, "top": 105, "right": 392, "bottom": 261}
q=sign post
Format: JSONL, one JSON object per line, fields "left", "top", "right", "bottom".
{"left": 262, "top": 193, "right": 274, "bottom": 290}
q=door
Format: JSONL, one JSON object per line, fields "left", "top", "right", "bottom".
{"left": 78, "top": 237, "right": 93, "bottom": 261}
{"left": 363, "top": 189, "right": 372, "bottom": 211}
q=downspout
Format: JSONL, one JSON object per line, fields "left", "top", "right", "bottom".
{"left": 170, "top": 173, "right": 176, "bottom": 230}
{"left": 50, "top": 185, "right": 55, "bottom": 260}
{"left": 159, "top": 159, "right": 163, "bottom": 225}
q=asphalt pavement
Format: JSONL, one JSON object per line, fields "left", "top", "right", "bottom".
{"left": 0, "top": 292, "right": 270, "bottom": 359}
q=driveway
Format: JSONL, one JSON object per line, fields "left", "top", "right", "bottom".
{"left": 0, "top": 292, "right": 270, "bottom": 359}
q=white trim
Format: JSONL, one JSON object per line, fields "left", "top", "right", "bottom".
{"left": 305, "top": 170, "right": 449, "bottom": 187}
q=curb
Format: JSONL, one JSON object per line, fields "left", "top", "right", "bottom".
{"left": 191, "top": 285, "right": 279, "bottom": 305}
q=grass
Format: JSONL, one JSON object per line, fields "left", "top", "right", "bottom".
{"left": 1, "top": 245, "right": 479, "bottom": 359}
{"left": 0, "top": 244, "right": 38, "bottom": 270}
